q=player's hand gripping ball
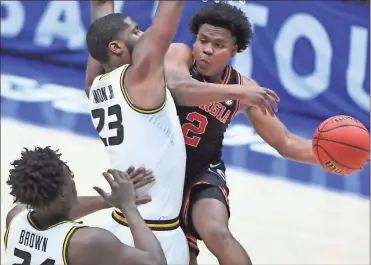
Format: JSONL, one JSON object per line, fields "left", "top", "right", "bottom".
{"left": 312, "top": 115, "right": 370, "bottom": 175}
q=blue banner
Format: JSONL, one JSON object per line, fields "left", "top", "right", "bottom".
{"left": 1, "top": 1, "right": 369, "bottom": 126}
{"left": 1, "top": 1, "right": 370, "bottom": 197}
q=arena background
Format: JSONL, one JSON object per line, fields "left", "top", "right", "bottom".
{"left": 1, "top": 1, "right": 370, "bottom": 264}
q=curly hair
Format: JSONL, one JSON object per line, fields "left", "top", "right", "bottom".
{"left": 7, "top": 146, "right": 69, "bottom": 209}
{"left": 86, "top": 13, "right": 129, "bottom": 63}
{"left": 189, "top": 3, "right": 252, "bottom": 53}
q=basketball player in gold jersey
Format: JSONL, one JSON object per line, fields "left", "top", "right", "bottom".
{"left": 4, "top": 146, "right": 165, "bottom": 265}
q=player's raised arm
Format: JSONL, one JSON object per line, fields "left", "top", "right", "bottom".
{"left": 85, "top": 0, "right": 114, "bottom": 96}
{"left": 165, "top": 43, "right": 279, "bottom": 111}
{"left": 125, "top": 1, "right": 184, "bottom": 110}
{"left": 68, "top": 169, "right": 166, "bottom": 265}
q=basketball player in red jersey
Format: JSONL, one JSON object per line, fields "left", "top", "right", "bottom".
{"left": 164, "top": 4, "right": 320, "bottom": 265}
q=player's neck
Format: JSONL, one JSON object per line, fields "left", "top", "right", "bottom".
{"left": 200, "top": 66, "right": 228, "bottom": 84}
{"left": 30, "top": 210, "right": 70, "bottom": 229}
{"left": 104, "top": 56, "right": 131, "bottom": 73}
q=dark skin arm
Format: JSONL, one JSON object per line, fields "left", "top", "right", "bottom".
{"left": 125, "top": 1, "right": 184, "bottom": 110}
{"left": 165, "top": 43, "right": 244, "bottom": 106}
{"left": 242, "top": 77, "right": 318, "bottom": 164}
{"left": 85, "top": 0, "right": 113, "bottom": 96}
{"left": 68, "top": 226, "right": 165, "bottom": 265}
{"left": 5, "top": 197, "right": 109, "bottom": 228}
{"left": 5, "top": 198, "right": 105, "bottom": 226}
{"left": 69, "top": 169, "right": 166, "bottom": 265}
{"left": 6, "top": 167, "right": 154, "bottom": 226}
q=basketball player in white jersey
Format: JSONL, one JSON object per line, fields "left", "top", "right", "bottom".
{"left": 85, "top": 1, "right": 189, "bottom": 264}
{"left": 4, "top": 146, "right": 167, "bottom": 265}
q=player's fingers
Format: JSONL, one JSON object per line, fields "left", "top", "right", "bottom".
{"left": 93, "top": 186, "right": 108, "bottom": 199}
{"left": 262, "top": 98, "right": 275, "bottom": 117}
{"left": 107, "top": 169, "right": 121, "bottom": 182}
{"left": 265, "top": 88, "right": 280, "bottom": 102}
{"left": 125, "top": 166, "right": 135, "bottom": 176}
{"left": 266, "top": 94, "right": 279, "bottom": 113}
{"left": 257, "top": 101, "right": 268, "bottom": 116}
{"left": 134, "top": 177, "right": 155, "bottom": 190}
{"left": 102, "top": 172, "right": 116, "bottom": 188}
{"left": 129, "top": 167, "right": 146, "bottom": 179}
{"left": 132, "top": 169, "right": 153, "bottom": 183}
{"left": 135, "top": 195, "right": 152, "bottom": 205}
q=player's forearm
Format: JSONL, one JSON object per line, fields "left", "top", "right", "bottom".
{"left": 279, "top": 134, "right": 318, "bottom": 164}
{"left": 85, "top": 1, "right": 114, "bottom": 92}
{"left": 118, "top": 204, "right": 166, "bottom": 265}
{"left": 169, "top": 79, "right": 243, "bottom": 106}
{"left": 71, "top": 196, "right": 110, "bottom": 220}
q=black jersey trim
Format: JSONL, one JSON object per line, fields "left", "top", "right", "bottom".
{"left": 112, "top": 210, "right": 179, "bottom": 231}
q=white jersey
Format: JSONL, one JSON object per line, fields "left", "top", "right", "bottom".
{"left": 4, "top": 210, "right": 84, "bottom": 265}
{"left": 89, "top": 64, "right": 186, "bottom": 220}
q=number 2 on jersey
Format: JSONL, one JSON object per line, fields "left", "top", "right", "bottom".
{"left": 13, "top": 248, "right": 55, "bottom": 265}
{"left": 181, "top": 112, "right": 208, "bottom": 147}
{"left": 91, "top": 104, "right": 124, "bottom": 146}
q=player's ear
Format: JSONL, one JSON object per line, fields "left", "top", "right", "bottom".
{"left": 108, "top": 41, "right": 125, "bottom": 56}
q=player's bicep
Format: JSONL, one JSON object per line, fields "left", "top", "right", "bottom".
{"left": 85, "top": 56, "right": 104, "bottom": 97}
{"left": 68, "top": 227, "right": 155, "bottom": 265}
{"left": 131, "top": 2, "right": 184, "bottom": 78}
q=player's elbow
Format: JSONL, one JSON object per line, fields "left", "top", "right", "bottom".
{"left": 267, "top": 130, "right": 291, "bottom": 157}
{"left": 167, "top": 79, "right": 189, "bottom": 105}
{"left": 275, "top": 133, "right": 295, "bottom": 158}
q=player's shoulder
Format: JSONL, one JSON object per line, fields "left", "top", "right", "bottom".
{"left": 67, "top": 226, "right": 123, "bottom": 265}
{"left": 68, "top": 226, "right": 116, "bottom": 252}
{"left": 6, "top": 205, "right": 27, "bottom": 228}
{"left": 167, "top": 43, "right": 193, "bottom": 67}
{"left": 169, "top": 43, "right": 192, "bottom": 54}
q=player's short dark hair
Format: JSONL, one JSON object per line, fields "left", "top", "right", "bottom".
{"left": 7, "top": 146, "right": 69, "bottom": 209}
{"left": 86, "top": 13, "right": 129, "bottom": 63}
{"left": 189, "top": 3, "right": 252, "bottom": 53}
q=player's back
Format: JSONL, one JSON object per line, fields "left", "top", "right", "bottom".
{"left": 4, "top": 210, "right": 84, "bottom": 265}
{"left": 89, "top": 64, "right": 186, "bottom": 220}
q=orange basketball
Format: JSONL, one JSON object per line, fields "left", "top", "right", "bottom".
{"left": 312, "top": 115, "right": 370, "bottom": 175}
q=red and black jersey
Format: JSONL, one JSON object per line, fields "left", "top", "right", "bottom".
{"left": 177, "top": 64, "right": 242, "bottom": 176}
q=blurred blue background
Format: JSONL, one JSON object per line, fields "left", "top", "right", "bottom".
{"left": 1, "top": 1, "right": 370, "bottom": 197}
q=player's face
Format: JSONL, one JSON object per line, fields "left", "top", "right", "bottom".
{"left": 108, "top": 17, "right": 143, "bottom": 65}
{"left": 61, "top": 166, "right": 77, "bottom": 209}
{"left": 193, "top": 24, "right": 237, "bottom": 80}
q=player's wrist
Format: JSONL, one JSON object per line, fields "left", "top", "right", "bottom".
{"left": 232, "top": 85, "right": 246, "bottom": 100}
{"left": 118, "top": 201, "right": 138, "bottom": 214}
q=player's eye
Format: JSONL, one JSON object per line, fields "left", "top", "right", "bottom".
{"left": 215, "top": 43, "right": 223, "bottom": 48}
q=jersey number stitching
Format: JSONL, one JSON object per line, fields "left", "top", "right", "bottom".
{"left": 181, "top": 112, "right": 208, "bottom": 147}
{"left": 13, "top": 248, "right": 55, "bottom": 265}
{"left": 91, "top": 104, "right": 124, "bottom": 146}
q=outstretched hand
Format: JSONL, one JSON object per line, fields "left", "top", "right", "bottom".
{"left": 94, "top": 169, "right": 137, "bottom": 209}
{"left": 94, "top": 167, "right": 155, "bottom": 207}
{"left": 125, "top": 166, "right": 154, "bottom": 205}
{"left": 239, "top": 78, "right": 280, "bottom": 117}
